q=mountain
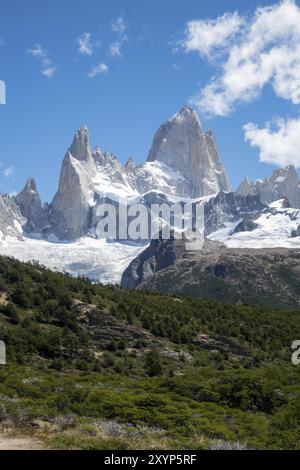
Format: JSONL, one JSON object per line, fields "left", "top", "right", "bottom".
{"left": 1, "top": 105, "right": 300, "bottom": 283}
{"left": 236, "top": 165, "right": 300, "bottom": 208}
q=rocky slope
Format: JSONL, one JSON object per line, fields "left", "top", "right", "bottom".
{"left": 122, "top": 239, "right": 300, "bottom": 307}
{"left": 121, "top": 238, "right": 223, "bottom": 289}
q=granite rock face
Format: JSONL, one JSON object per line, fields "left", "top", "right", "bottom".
{"left": 50, "top": 128, "right": 94, "bottom": 240}
{"left": 147, "top": 106, "right": 232, "bottom": 198}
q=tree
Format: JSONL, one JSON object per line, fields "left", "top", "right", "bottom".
{"left": 144, "top": 350, "right": 163, "bottom": 377}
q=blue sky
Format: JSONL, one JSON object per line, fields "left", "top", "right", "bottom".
{"left": 0, "top": 0, "right": 300, "bottom": 201}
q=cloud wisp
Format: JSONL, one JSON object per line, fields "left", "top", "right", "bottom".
{"left": 111, "top": 16, "right": 127, "bottom": 34}
{"left": 3, "top": 166, "right": 14, "bottom": 179}
{"left": 77, "top": 32, "right": 94, "bottom": 56}
{"left": 181, "top": 0, "right": 300, "bottom": 117}
{"left": 27, "top": 44, "right": 57, "bottom": 78}
{"left": 87, "top": 62, "right": 108, "bottom": 78}
{"left": 109, "top": 15, "right": 128, "bottom": 58}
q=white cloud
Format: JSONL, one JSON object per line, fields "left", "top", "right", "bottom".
{"left": 181, "top": 0, "right": 300, "bottom": 116}
{"left": 87, "top": 63, "right": 108, "bottom": 78}
{"left": 27, "top": 44, "right": 57, "bottom": 78}
{"left": 183, "top": 12, "right": 243, "bottom": 58}
{"left": 77, "top": 32, "right": 93, "bottom": 56}
{"left": 112, "top": 16, "right": 127, "bottom": 34}
{"left": 3, "top": 166, "right": 14, "bottom": 178}
{"left": 244, "top": 117, "right": 300, "bottom": 167}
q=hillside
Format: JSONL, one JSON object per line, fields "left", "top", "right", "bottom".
{"left": 122, "top": 239, "right": 300, "bottom": 308}
{"left": 0, "top": 255, "right": 300, "bottom": 449}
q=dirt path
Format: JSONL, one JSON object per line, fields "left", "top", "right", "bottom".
{"left": 0, "top": 436, "right": 43, "bottom": 450}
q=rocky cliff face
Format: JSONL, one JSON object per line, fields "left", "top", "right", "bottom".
{"left": 237, "top": 166, "right": 300, "bottom": 208}
{"left": 147, "top": 106, "right": 232, "bottom": 198}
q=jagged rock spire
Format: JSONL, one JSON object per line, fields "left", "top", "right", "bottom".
{"left": 50, "top": 128, "right": 94, "bottom": 240}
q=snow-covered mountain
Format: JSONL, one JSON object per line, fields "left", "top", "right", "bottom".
{"left": 1, "top": 105, "right": 300, "bottom": 283}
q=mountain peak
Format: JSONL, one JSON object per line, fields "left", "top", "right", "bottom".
{"left": 69, "top": 126, "right": 92, "bottom": 162}
{"left": 147, "top": 106, "right": 231, "bottom": 197}
{"left": 170, "top": 105, "right": 202, "bottom": 129}
{"left": 125, "top": 157, "right": 135, "bottom": 170}
{"left": 24, "top": 177, "right": 38, "bottom": 193}
{"left": 236, "top": 177, "right": 257, "bottom": 197}
{"left": 15, "top": 177, "right": 50, "bottom": 234}
{"left": 178, "top": 104, "right": 196, "bottom": 115}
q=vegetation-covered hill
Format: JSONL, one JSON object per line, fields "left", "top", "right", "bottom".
{"left": 0, "top": 256, "right": 300, "bottom": 450}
